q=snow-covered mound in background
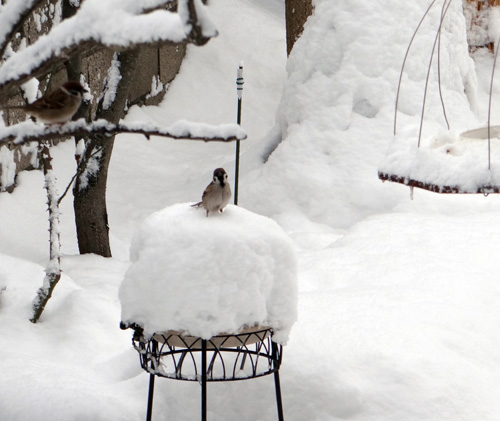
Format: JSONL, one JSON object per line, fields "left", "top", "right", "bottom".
{"left": 245, "top": 0, "right": 479, "bottom": 229}
{"left": 119, "top": 203, "right": 298, "bottom": 343}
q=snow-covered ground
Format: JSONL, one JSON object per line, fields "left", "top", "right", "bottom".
{"left": 1, "top": 0, "right": 500, "bottom": 420}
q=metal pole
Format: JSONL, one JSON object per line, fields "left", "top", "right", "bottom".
{"left": 146, "top": 373, "right": 156, "bottom": 421}
{"left": 201, "top": 339, "right": 208, "bottom": 421}
{"left": 272, "top": 342, "right": 284, "bottom": 421}
{"left": 146, "top": 340, "right": 158, "bottom": 421}
{"left": 234, "top": 62, "right": 244, "bottom": 205}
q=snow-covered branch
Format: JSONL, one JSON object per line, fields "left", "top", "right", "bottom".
{"left": 0, "top": 0, "right": 216, "bottom": 101}
{"left": 0, "top": 0, "right": 47, "bottom": 60}
{"left": 31, "top": 145, "right": 62, "bottom": 323}
{"left": 0, "top": 118, "right": 247, "bottom": 147}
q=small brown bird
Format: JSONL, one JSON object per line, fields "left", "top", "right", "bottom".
{"left": 2, "top": 81, "right": 87, "bottom": 124}
{"left": 192, "top": 168, "right": 232, "bottom": 217}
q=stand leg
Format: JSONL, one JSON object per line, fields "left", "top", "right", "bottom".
{"left": 272, "top": 342, "right": 284, "bottom": 421}
{"left": 201, "top": 340, "right": 207, "bottom": 421}
{"left": 146, "top": 373, "right": 156, "bottom": 421}
{"left": 146, "top": 340, "right": 158, "bottom": 421}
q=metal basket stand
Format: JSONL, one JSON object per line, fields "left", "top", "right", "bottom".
{"left": 124, "top": 324, "right": 284, "bottom": 421}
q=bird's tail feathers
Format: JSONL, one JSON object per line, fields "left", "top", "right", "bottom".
{"left": 191, "top": 201, "right": 202, "bottom": 208}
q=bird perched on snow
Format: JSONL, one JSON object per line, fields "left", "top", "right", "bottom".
{"left": 192, "top": 168, "right": 232, "bottom": 217}
{"left": 1, "top": 81, "right": 87, "bottom": 124}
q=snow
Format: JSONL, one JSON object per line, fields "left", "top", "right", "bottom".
{"left": 0, "top": 0, "right": 217, "bottom": 86}
{"left": 146, "top": 75, "right": 164, "bottom": 100}
{"left": 119, "top": 203, "right": 297, "bottom": 343}
{"left": 0, "top": 1, "right": 41, "bottom": 47}
{"left": 0, "top": 142, "right": 15, "bottom": 190}
{"left": 178, "top": 0, "right": 218, "bottom": 39}
{"left": 378, "top": 0, "right": 500, "bottom": 193}
{"left": 76, "top": 145, "right": 100, "bottom": 192}
{"left": 42, "top": 168, "right": 61, "bottom": 264}
{"left": 0, "top": 118, "right": 246, "bottom": 146}
{"left": 1, "top": 0, "right": 500, "bottom": 420}
{"left": 379, "top": 129, "right": 500, "bottom": 192}
{"left": 20, "top": 77, "right": 40, "bottom": 102}
{"left": 101, "top": 53, "right": 121, "bottom": 111}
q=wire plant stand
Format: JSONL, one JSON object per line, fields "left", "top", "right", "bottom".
{"left": 123, "top": 324, "right": 285, "bottom": 421}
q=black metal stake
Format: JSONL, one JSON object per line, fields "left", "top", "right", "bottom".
{"left": 201, "top": 339, "right": 208, "bottom": 421}
{"left": 234, "top": 63, "right": 244, "bottom": 205}
{"left": 272, "top": 342, "right": 284, "bottom": 421}
{"left": 146, "top": 340, "right": 158, "bottom": 421}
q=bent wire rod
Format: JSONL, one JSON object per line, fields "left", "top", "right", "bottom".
{"left": 487, "top": 32, "right": 500, "bottom": 169}
{"left": 436, "top": 0, "right": 451, "bottom": 131}
{"left": 394, "top": 0, "right": 439, "bottom": 135}
{"left": 418, "top": 0, "right": 453, "bottom": 148}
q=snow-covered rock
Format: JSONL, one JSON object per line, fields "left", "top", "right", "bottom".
{"left": 119, "top": 203, "right": 298, "bottom": 344}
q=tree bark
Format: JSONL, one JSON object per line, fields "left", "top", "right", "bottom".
{"left": 73, "top": 49, "right": 140, "bottom": 256}
{"left": 73, "top": 135, "right": 114, "bottom": 256}
{"left": 285, "top": 0, "right": 313, "bottom": 56}
{"left": 465, "top": 0, "right": 500, "bottom": 52}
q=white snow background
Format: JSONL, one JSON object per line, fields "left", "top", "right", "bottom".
{"left": 1, "top": 0, "right": 500, "bottom": 420}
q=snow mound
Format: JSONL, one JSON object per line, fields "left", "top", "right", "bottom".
{"left": 119, "top": 203, "right": 298, "bottom": 344}
{"left": 244, "top": 0, "right": 478, "bottom": 229}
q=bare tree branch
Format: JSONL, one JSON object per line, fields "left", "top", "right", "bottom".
{"left": 0, "top": 118, "right": 247, "bottom": 147}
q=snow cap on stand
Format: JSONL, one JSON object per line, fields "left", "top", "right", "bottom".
{"left": 119, "top": 203, "right": 298, "bottom": 344}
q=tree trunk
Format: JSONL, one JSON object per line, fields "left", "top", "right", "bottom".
{"left": 285, "top": 0, "right": 313, "bottom": 56}
{"left": 73, "top": 49, "right": 140, "bottom": 256}
{"left": 73, "top": 135, "right": 114, "bottom": 256}
{"left": 465, "top": 0, "right": 500, "bottom": 52}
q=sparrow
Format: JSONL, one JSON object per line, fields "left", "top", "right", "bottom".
{"left": 192, "top": 168, "right": 232, "bottom": 217}
{"left": 1, "top": 81, "right": 87, "bottom": 124}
